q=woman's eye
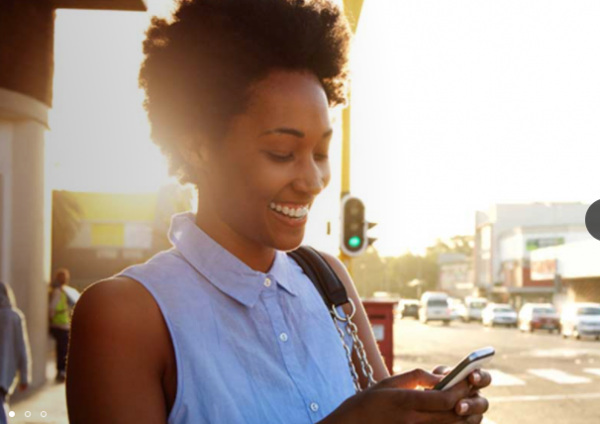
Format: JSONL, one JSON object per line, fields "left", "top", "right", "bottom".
{"left": 314, "top": 153, "right": 329, "bottom": 161}
{"left": 267, "top": 152, "right": 294, "bottom": 162}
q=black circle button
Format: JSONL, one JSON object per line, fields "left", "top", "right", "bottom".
{"left": 585, "top": 200, "right": 600, "bottom": 241}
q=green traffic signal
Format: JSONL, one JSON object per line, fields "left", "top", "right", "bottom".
{"left": 348, "top": 236, "right": 362, "bottom": 248}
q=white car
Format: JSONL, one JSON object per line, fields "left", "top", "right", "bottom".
{"left": 518, "top": 303, "right": 560, "bottom": 333}
{"left": 449, "top": 298, "right": 466, "bottom": 321}
{"left": 482, "top": 303, "right": 518, "bottom": 327}
{"left": 461, "top": 297, "right": 489, "bottom": 322}
{"left": 560, "top": 303, "right": 600, "bottom": 340}
{"left": 419, "top": 292, "right": 452, "bottom": 325}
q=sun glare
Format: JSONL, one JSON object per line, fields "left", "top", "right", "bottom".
{"left": 49, "top": 9, "right": 171, "bottom": 194}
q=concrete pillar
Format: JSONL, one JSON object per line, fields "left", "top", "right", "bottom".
{"left": 0, "top": 88, "right": 51, "bottom": 389}
{"left": 0, "top": 0, "right": 145, "bottom": 391}
{"left": 0, "top": 0, "right": 55, "bottom": 389}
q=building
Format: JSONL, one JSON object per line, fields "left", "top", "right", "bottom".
{"left": 530, "top": 239, "right": 600, "bottom": 308}
{"left": 0, "top": 0, "right": 146, "bottom": 389}
{"left": 52, "top": 184, "right": 193, "bottom": 290}
{"left": 438, "top": 253, "right": 474, "bottom": 299}
{"left": 474, "top": 202, "right": 590, "bottom": 306}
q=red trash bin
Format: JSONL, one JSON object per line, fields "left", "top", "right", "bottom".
{"left": 362, "top": 298, "right": 399, "bottom": 374}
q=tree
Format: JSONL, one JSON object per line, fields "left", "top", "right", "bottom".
{"left": 426, "top": 235, "right": 474, "bottom": 259}
{"left": 351, "top": 247, "right": 386, "bottom": 297}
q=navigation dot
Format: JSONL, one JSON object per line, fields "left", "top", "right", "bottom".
{"left": 585, "top": 200, "right": 600, "bottom": 241}
{"left": 9, "top": 411, "right": 15, "bottom": 418}
{"left": 41, "top": 411, "right": 48, "bottom": 417}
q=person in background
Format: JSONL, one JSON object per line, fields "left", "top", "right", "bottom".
{"left": 0, "top": 282, "right": 31, "bottom": 423}
{"left": 49, "top": 268, "right": 79, "bottom": 383}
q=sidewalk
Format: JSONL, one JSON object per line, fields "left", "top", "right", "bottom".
{"left": 8, "top": 360, "right": 68, "bottom": 424}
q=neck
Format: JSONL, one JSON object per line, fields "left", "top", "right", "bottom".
{"left": 195, "top": 200, "right": 275, "bottom": 273}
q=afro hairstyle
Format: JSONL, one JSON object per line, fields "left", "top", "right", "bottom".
{"left": 139, "top": 0, "right": 352, "bottom": 186}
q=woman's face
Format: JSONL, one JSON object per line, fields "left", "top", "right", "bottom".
{"left": 199, "top": 70, "right": 332, "bottom": 252}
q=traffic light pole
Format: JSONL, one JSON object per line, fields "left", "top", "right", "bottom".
{"left": 340, "top": 0, "right": 365, "bottom": 276}
{"left": 340, "top": 102, "right": 353, "bottom": 275}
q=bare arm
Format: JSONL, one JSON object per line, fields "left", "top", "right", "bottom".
{"left": 320, "top": 253, "right": 390, "bottom": 387}
{"left": 66, "top": 277, "right": 173, "bottom": 424}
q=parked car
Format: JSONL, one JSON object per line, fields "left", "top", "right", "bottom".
{"left": 400, "top": 299, "right": 420, "bottom": 319}
{"left": 482, "top": 303, "right": 518, "bottom": 327}
{"left": 461, "top": 297, "right": 489, "bottom": 322}
{"left": 449, "top": 298, "right": 466, "bottom": 321}
{"left": 560, "top": 302, "right": 600, "bottom": 340}
{"left": 419, "top": 292, "right": 451, "bottom": 325}
{"left": 518, "top": 303, "right": 560, "bottom": 333}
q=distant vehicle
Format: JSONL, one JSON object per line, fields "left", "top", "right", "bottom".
{"left": 482, "top": 303, "right": 518, "bottom": 327}
{"left": 419, "top": 292, "right": 451, "bottom": 325}
{"left": 518, "top": 303, "right": 560, "bottom": 333}
{"left": 560, "top": 303, "right": 600, "bottom": 340}
{"left": 400, "top": 299, "right": 420, "bottom": 319}
{"left": 461, "top": 297, "right": 489, "bottom": 322}
{"left": 449, "top": 298, "right": 466, "bottom": 321}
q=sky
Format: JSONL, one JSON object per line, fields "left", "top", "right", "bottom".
{"left": 48, "top": 0, "right": 600, "bottom": 257}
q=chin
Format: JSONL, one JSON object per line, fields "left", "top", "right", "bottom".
{"left": 270, "top": 232, "right": 305, "bottom": 252}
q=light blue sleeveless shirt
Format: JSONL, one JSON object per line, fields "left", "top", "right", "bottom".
{"left": 118, "top": 212, "right": 355, "bottom": 424}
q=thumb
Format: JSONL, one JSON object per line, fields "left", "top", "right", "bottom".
{"left": 376, "top": 368, "right": 444, "bottom": 390}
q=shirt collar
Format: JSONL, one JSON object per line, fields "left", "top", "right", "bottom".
{"left": 168, "top": 212, "right": 297, "bottom": 307}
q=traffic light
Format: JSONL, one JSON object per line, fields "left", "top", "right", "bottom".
{"left": 340, "top": 195, "right": 367, "bottom": 257}
{"left": 367, "top": 221, "right": 378, "bottom": 247}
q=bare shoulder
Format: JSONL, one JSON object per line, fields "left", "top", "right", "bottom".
{"left": 71, "top": 276, "right": 169, "bottom": 353}
{"left": 67, "top": 277, "right": 172, "bottom": 423}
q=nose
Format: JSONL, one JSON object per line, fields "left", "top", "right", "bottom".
{"left": 292, "top": 158, "right": 326, "bottom": 196}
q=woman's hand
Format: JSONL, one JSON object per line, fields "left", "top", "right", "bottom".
{"left": 432, "top": 365, "right": 492, "bottom": 420}
{"left": 322, "top": 368, "right": 489, "bottom": 424}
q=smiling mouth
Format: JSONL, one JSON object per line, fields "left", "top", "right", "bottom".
{"left": 269, "top": 202, "right": 309, "bottom": 219}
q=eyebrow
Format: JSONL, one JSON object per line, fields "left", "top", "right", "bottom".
{"left": 260, "top": 127, "right": 333, "bottom": 139}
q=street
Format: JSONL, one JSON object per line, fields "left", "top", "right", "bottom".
{"left": 393, "top": 317, "right": 600, "bottom": 424}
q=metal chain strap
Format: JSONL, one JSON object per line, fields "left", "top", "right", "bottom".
{"left": 345, "top": 317, "right": 377, "bottom": 388}
{"left": 331, "top": 298, "right": 377, "bottom": 392}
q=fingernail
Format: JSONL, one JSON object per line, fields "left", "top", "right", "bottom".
{"left": 459, "top": 402, "right": 468, "bottom": 414}
{"left": 473, "top": 372, "right": 481, "bottom": 383}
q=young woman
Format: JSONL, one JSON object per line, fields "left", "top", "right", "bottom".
{"left": 67, "top": 1, "right": 491, "bottom": 423}
{"left": 0, "top": 282, "right": 31, "bottom": 423}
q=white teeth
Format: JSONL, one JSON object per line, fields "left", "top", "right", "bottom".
{"left": 269, "top": 203, "right": 309, "bottom": 219}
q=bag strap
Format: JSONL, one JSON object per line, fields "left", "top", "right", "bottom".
{"left": 288, "top": 246, "right": 349, "bottom": 308}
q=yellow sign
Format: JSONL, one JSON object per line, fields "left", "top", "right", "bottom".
{"left": 91, "top": 223, "right": 125, "bottom": 247}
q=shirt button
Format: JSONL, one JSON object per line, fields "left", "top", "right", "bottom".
{"left": 279, "top": 333, "right": 288, "bottom": 342}
{"left": 264, "top": 278, "right": 272, "bottom": 287}
{"left": 310, "top": 402, "right": 319, "bottom": 412}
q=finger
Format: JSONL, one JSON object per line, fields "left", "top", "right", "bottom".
{"left": 412, "top": 410, "right": 469, "bottom": 424}
{"left": 468, "top": 369, "right": 492, "bottom": 389}
{"left": 465, "top": 415, "right": 484, "bottom": 424}
{"left": 456, "top": 393, "right": 490, "bottom": 416}
{"left": 432, "top": 365, "right": 452, "bottom": 376}
{"left": 393, "top": 382, "right": 472, "bottom": 413}
{"left": 378, "top": 368, "right": 444, "bottom": 390}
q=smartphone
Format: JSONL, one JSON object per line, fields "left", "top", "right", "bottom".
{"left": 433, "top": 346, "right": 495, "bottom": 391}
